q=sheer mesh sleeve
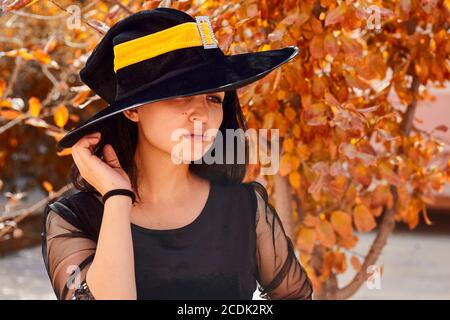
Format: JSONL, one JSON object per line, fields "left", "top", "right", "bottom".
{"left": 41, "top": 200, "right": 98, "bottom": 300}
{"left": 250, "top": 182, "right": 313, "bottom": 300}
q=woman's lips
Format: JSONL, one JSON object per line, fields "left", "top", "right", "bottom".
{"left": 183, "top": 133, "right": 208, "bottom": 141}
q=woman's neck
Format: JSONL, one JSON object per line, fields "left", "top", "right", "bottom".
{"left": 133, "top": 137, "right": 202, "bottom": 206}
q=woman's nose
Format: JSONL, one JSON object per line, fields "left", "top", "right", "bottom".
{"left": 187, "top": 95, "right": 209, "bottom": 123}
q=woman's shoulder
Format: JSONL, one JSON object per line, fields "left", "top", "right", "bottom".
{"left": 45, "top": 189, "right": 104, "bottom": 238}
{"left": 50, "top": 189, "right": 103, "bottom": 213}
{"left": 213, "top": 180, "right": 269, "bottom": 222}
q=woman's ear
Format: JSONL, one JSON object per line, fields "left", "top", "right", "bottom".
{"left": 122, "top": 108, "right": 139, "bottom": 122}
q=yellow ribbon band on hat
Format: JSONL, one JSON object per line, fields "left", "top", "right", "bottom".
{"left": 113, "top": 21, "right": 218, "bottom": 72}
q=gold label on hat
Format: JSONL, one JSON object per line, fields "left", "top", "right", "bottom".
{"left": 195, "top": 16, "right": 218, "bottom": 49}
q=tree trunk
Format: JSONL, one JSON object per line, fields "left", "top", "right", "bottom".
{"left": 273, "top": 174, "right": 294, "bottom": 240}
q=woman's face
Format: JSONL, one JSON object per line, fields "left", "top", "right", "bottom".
{"left": 123, "top": 91, "right": 225, "bottom": 162}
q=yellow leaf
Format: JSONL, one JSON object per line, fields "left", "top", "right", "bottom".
{"left": 0, "top": 99, "right": 12, "bottom": 108}
{"left": 289, "top": 171, "right": 301, "bottom": 189}
{"left": 57, "top": 148, "right": 72, "bottom": 156}
{"left": 42, "top": 181, "right": 53, "bottom": 192}
{"left": 32, "top": 49, "right": 51, "bottom": 64}
{"left": 17, "top": 49, "right": 34, "bottom": 60}
{"left": 54, "top": 104, "right": 69, "bottom": 128}
{"left": 28, "top": 97, "right": 41, "bottom": 117}
{"left": 353, "top": 204, "right": 376, "bottom": 233}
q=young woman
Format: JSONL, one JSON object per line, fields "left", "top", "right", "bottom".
{"left": 41, "top": 7, "right": 313, "bottom": 300}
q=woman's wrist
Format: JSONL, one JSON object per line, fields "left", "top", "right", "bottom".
{"left": 103, "top": 194, "right": 134, "bottom": 217}
{"left": 103, "top": 188, "right": 136, "bottom": 205}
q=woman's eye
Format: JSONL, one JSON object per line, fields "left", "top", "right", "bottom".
{"left": 207, "top": 95, "right": 223, "bottom": 104}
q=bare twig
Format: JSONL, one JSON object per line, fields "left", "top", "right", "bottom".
{"left": 47, "top": 0, "right": 107, "bottom": 34}
{"left": 0, "top": 183, "right": 74, "bottom": 239}
{"left": 3, "top": 56, "right": 23, "bottom": 98}
{"left": 0, "top": 113, "right": 29, "bottom": 134}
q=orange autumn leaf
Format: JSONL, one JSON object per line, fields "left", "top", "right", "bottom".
{"left": 263, "top": 112, "right": 275, "bottom": 128}
{"left": 0, "top": 109, "right": 21, "bottom": 120}
{"left": 284, "top": 106, "right": 297, "bottom": 122}
{"left": 56, "top": 148, "right": 72, "bottom": 156}
{"left": 296, "top": 227, "right": 316, "bottom": 254}
{"left": 333, "top": 251, "right": 347, "bottom": 274}
{"left": 316, "top": 219, "right": 336, "bottom": 248}
{"left": 372, "top": 184, "right": 393, "bottom": 209}
{"left": 321, "top": 251, "right": 334, "bottom": 278}
{"left": 42, "top": 180, "right": 53, "bottom": 192}
{"left": 289, "top": 171, "right": 301, "bottom": 189}
{"left": 325, "top": 4, "right": 347, "bottom": 26}
{"left": 53, "top": 104, "right": 69, "bottom": 128}
{"left": 324, "top": 32, "right": 340, "bottom": 57}
{"left": 71, "top": 90, "right": 90, "bottom": 107}
{"left": 331, "top": 210, "right": 353, "bottom": 239}
{"left": 309, "top": 35, "right": 325, "bottom": 59}
{"left": 279, "top": 153, "right": 292, "bottom": 176}
{"left": 282, "top": 138, "right": 294, "bottom": 153}
{"left": 350, "top": 255, "right": 361, "bottom": 272}
{"left": 338, "top": 234, "right": 359, "bottom": 249}
{"left": 32, "top": 49, "right": 51, "bottom": 64}
{"left": 290, "top": 155, "right": 300, "bottom": 171}
{"left": 353, "top": 204, "right": 376, "bottom": 233}
{"left": 28, "top": 97, "right": 41, "bottom": 117}
{"left": 340, "top": 34, "right": 363, "bottom": 58}
{"left": 0, "top": 79, "right": 6, "bottom": 97}
{"left": 0, "top": 98, "right": 12, "bottom": 108}
{"left": 312, "top": 75, "right": 327, "bottom": 98}
{"left": 302, "top": 214, "right": 320, "bottom": 227}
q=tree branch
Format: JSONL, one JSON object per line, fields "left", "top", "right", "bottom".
{"left": 0, "top": 183, "right": 74, "bottom": 240}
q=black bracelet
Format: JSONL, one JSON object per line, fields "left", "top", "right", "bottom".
{"left": 102, "top": 189, "right": 136, "bottom": 204}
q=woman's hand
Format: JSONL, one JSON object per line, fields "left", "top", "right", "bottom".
{"left": 71, "top": 131, "right": 132, "bottom": 196}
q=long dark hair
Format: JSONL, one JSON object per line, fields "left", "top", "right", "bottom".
{"left": 69, "top": 89, "right": 250, "bottom": 202}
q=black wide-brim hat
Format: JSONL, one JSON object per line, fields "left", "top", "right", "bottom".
{"left": 56, "top": 7, "right": 300, "bottom": 150}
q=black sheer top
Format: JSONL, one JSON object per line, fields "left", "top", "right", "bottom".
{"left": 41, "top": 181, "right": 313, "bottom": 300}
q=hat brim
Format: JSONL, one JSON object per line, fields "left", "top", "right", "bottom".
{"left": 57, "top": 45, "right": 300, "bottom": 149}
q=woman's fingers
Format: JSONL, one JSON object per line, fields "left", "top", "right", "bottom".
{"left": 84, "top": 131, "right": 101, "bottom": 138}
{"left": 72, "top": 133, "right": 101, "bottom": 168}
{"left": 103, "top": 144, "right": 122, "bottom": 169}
